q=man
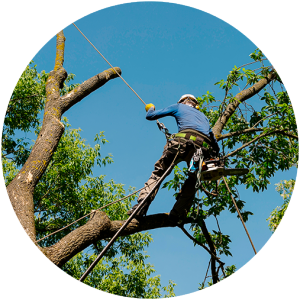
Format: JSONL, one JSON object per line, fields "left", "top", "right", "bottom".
{"left": 127, "top": 94, "right": 220, "bottom": 223}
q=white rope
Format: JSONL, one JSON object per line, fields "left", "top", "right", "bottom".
{"left": 72, "top": 23, "right": 146, "bottom": 106}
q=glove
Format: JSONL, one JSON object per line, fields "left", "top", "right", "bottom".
{"left": 145, "top": 103, "right": 155, "bottom": 112}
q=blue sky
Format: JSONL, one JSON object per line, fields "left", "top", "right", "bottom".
{"left": 1, "top": 1, "right": 299, "bottom": 300}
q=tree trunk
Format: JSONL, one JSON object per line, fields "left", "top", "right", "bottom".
{"left": 7, "top": 30, "right": 121, "bottom": 242}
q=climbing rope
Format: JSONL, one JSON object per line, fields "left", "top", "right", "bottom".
{"left": 222, "top": 176, "right": 257, "bottom": 254}
{"left": 72, "top": 23, "right": 169, "bottom": 138}
{"left": 72, "top": 23, "right": 146, "bottom": 106}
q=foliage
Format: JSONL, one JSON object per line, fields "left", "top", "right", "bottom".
{"left": 267, "top": 179, "right": 295, "bottom": 232}
{"left": 2, "top": 62, "right": 79, "bottom": 168}
{"left": 63, "top": 235, "right": 176, "bottom": 298}
{"left": 198, "top": 264, "right": 236, "bottom": 290}
{"left": 163, "top": 48, "right": 298, "bottom": 285}
{"left": 33, "top": 119, "right": 175, "bottom": 296}
{"left": 2, "top": 64, "right": 175, "bottom": 298}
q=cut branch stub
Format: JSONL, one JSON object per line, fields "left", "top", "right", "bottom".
{"left": 60, "top": 67, "right": 122, "bottom": 114}
{"left": 54, "top": 31, "right": 66, "bottom": 71}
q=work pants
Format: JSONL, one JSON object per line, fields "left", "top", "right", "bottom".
{"left": 137, "top": 137, "right": 208, "bottom": 219}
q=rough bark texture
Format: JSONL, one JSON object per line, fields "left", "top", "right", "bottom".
{"left": 7, "top": 31, "right": 121, "bottom": 242}
{"left": 42, "top": 211, "right": 179, "bottom": 267}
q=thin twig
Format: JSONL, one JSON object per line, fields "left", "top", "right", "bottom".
{"left": 236, "top": 58, "right": 268, "bottom": 70}
{"left": 224, "top": 129, "right": 297, "bottom": 159}
{"left": 201, "top": 259, "right": 211, "bottom": 289}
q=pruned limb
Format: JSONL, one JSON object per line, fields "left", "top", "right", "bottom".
{"left": 60, "top": 67, "right": 121, "bottom": 114}
{"left": 54, "top": 31, "right": 66, "bottom": 71}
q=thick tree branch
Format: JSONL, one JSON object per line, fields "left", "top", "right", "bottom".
{"left": 54, "top": 31, "right": 65, "bottom": 72}
{"left": 42, "top": 211, "right": 192, "bottom": 267}
{"left": 60, "top": 67, "right": 121, "bottom": 114}
{"left": 213, "top": 71, "right": 277, "bottom": 138}
{"left": 6, "top": 31, "right": 68, "bottom": 241}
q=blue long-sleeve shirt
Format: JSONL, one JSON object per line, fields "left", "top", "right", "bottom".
{"left": 146, "top": 103, "right": 219, "bottom": 147}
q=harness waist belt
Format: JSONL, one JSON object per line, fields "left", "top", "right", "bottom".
{"left": 175, "top": 132, "right": 210, "bottom": 147}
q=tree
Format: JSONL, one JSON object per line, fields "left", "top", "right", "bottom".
{"left": 3, "top": 30, "right": 298, "bottom": 293}
{"left": 2, "top": 37, "right": 175, "bottom": 297}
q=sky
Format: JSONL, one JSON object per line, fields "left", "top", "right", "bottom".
{"left": 1, "top": 1, "right": 300, "bottom": 300}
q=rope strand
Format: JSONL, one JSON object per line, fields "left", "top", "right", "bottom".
{"left": 36, "top": 186, "right": 144, "bottom": 243}
{"left": 35, "top": 179, "right": 161, "bottom": 244}
{"left": 222, "top": 176, "right": 257, "bottom": 254}
{"left": 72, "top": 23, "right": 146, "bottom": 106}
{"left": 73, "top": 23, "right": 166, "bottom": 136}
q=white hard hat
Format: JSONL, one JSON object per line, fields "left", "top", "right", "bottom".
{"left": 178, "top": 94, "right": 197, "bottom": 104}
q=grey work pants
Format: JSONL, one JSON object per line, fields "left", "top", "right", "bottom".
{"left": 137, "top": 138, "right": 207, "bottom": 218}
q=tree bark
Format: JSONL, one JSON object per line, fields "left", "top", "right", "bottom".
{"left": 42, "top": 211, "right": 182, "bottom": 267}
{"left": 7, "top": 30, "right": 121, "bottom": 242}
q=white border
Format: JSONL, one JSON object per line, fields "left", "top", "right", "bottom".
{"left": 1, "top": 1, "right": 299, "bottom": 299}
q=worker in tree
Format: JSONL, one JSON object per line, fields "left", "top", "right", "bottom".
{"left": 127, "top": 94, "right": 220, "bottom": 224}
